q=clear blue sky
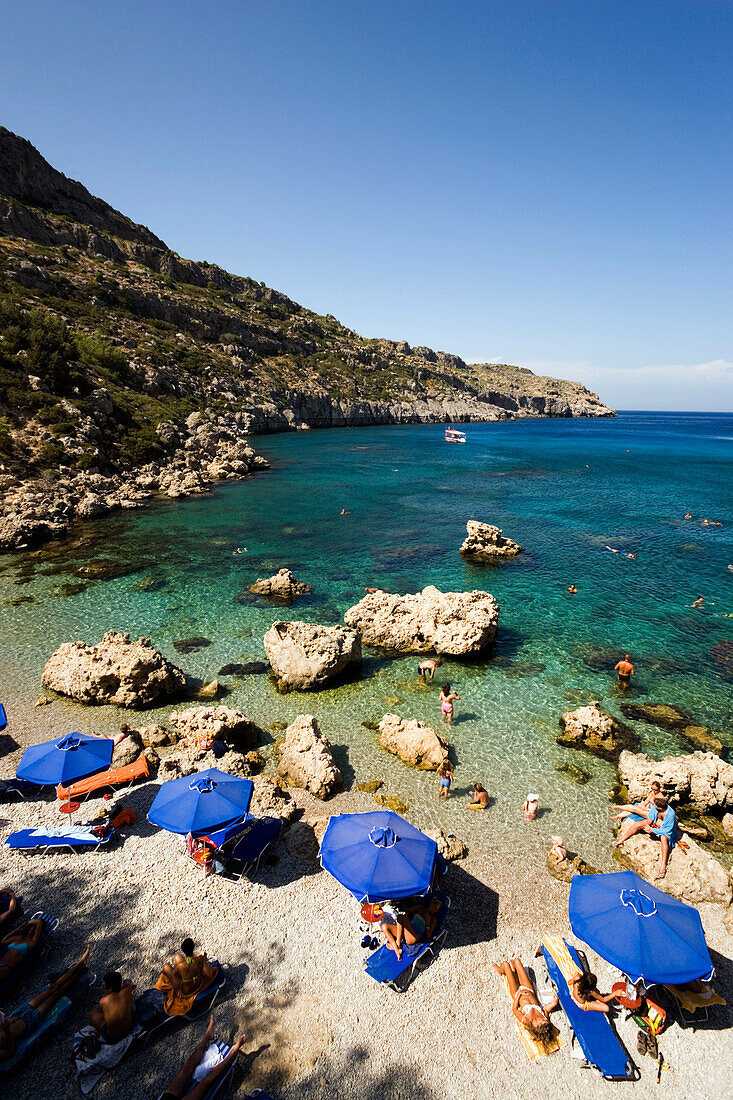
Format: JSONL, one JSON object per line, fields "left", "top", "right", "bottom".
{"left": 2, "top": 1, "right": 731, "bottom": 409}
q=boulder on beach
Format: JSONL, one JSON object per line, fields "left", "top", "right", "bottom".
{"left": 41, "top": 630, "right": 186, "bottom": 708}
{"left": 618, "top": 749, "right": 733, "bottom": 812}
{"left": 344, "top": 585, "right": 499, "bottom": 655}
{"left": 613, "top": 833, "right": 732, "bottom": 905}
{"left": 378, "top": 713, "right": 449, "bottom": 770}
{"left": 157, "top": 744, "right": 263, "bottom": 781}
{"left": 249, "top": 774, "right": 298, "bottom": 822}
{"left": 168, "top": 705, "right": 258, "bottom": 751}
{"left": 459, "top": 520, "right": 522, "bottom": 559}
{"left": 427, "top": 826, "right": 468, "bottom": 861}
{"left": 275, "top": 714, "right": 343, "bottom": 799}
{"left": 249, "top": 568, "right": 313, "bottom": 601}
{"left": 264, "top": 620, "right": 362, "bottom": 691}
{"left": 557, "top": 702, "right": 636, "bottom": 760}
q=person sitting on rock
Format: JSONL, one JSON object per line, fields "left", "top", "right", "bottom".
{"left": 569, "top": 970, "right": 616, "bottom": 1013}
{"left": 0, "top": 945, "right": 90, "bottom": 1062}
{"left": 491, "top": 958, "right": 558, "bottom": 1041}
{"left": 548, "top": 835, "right": 567, "bottom": 862}
{"left": 467, "top": 782, "right": 489, "bottom": 810}
{"left": 612, "top": 781, "right": 661, "bottom": 823}
{"left": 0, "top": 917, "right": 44, "bottom": 981}
{"left": 157, "top": 939, "right": 219, "bottom": 1015}
{"left": 612, "top": 795, "right": 678, "bottom": 879}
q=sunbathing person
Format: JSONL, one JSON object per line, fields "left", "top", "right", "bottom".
{"left": 158, "top": 938, "right": 219, "bottom": 1015}
{"left": 491, "top": 958, "right": 558, "bottom": 1040}
{"left": 0, "top": 888, "right": 19, "bottom": 930}
{"left": 88, "top": 971, "right": 136, "bottom": 1044}
{"left": 569, "top": 970, "right": 615, "bottom": 1013}
{"left": 160, "top": 1015, "right": 246, "bottom": 1100}
{"left": 0, "top": 944, "right": 90, "bottom": 1061}
{"left": 0, "top": 917, "right": 44, "bottom": 980}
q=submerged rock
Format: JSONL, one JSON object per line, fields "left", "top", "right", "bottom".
{"left": 374, "top": 791, "right": 409, "bottom": 814}
{"left": 546, "top": 850, "right": 598, "bottom": 883}
{"left": 459, "top": 520, "right": 522, "bottom": 559}
{"left": 613, "top": 834, "right": 732, "bottom": 905}
{"left": 710, "top": 639, "right": 733, "bottom": 681}
{"left": 558, "top": 702, "right": 636, "bottom": 761}
{"left": 249, "top": 568, "right": 313, "bottom": 601}
{"left": 173, "top": 636, "right": 212, "bottom": 653}
{"left": 344, "top": 584, "right": 499, "bottom": 655}
{"left": 218, "top": 661, "right": 268, "bottom": 676}
{"left": 264, "top": 620, "right": 362, "bottom": 691}
{"left": 555, "top": 761, "right": 592, "bottom": 785}
{"left": 378, "top": 712, "right": 449, "bottom": 771}
{"left": 195, "top": 679, "right": 219, "bottom": 699}
{"left": 356, "top": 779, "right": 384, "bottom": 793}
{"left": 75, "top": 559, "right": 141, "bottom": 580}
{"left": 621, "top": 701, "right": 693, "bottom": 728}
{"left": 42, "top": 630, "right": 186, "bottom": 708}
{"left": 618, "top": 750, "right": 733, "bottom": 813}
{"left": 275, "top": 713, "right": 343, "bottom": 799}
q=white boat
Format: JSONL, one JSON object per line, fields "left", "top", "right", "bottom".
{"left": 444, "top": 428, "right": 466, "bottom": 444}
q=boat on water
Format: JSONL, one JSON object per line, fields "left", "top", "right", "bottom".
{"left": 444, "top": 428, "right": 466, "bottom": 444}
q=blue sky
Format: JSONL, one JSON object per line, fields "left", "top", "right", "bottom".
{"left": 1, "top": 1, "right": 731, "bottom": 410}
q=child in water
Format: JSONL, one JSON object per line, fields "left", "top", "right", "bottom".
{"left": 438, "top": 683, "right": 460, "bottom": 724}
{"left": 437, "top": 759, "right": 453, "bottom": 800}
{"left": 467, "top": 782, "right": 489, "bottom": 810}
{"left": 523, "top": 794, "right": 539, "bottom": 821}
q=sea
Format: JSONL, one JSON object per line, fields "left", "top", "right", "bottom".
{"left": 1, "top": 411, "right": 731, "bottom": 871}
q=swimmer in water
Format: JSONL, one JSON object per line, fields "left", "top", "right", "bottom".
{"left": 691, "top": 596, "right": 704, "bottom": 607}
{"left": 605, "top": 546, "right": 621, "bottom": 554}
{"left": 232, "top": 547, "right": 247, "bottom": 555}
{"left": 340, "top": 509, "right": 350, "bottom": 516}
{"left": 625, "top": 553, "right": 636, "bottom": 559}
{"left": 614, "top": 654, "right": 635, "bottom": 689}
{"left": 568, "top": 584, "right": 578, "bottom": 595}
{"left": 685, "top": 513, "right": 692, "bottom": 519}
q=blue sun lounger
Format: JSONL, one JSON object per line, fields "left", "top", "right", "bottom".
{"left": 0, "top": 911, "right": 58, "bottom": 999}
{"left": 5, "top": 825, "right": 114, "bottom": 855}
{"left": 541, "top": 940, "right": 635, "bottom": 1081}
{"left": 156, "top": 1038, "right": 235, "bottom": 1100}
{"left": 0, "top": 778, "right": 42, "bottom": 801}
{"left": 142, "top": 962, "right": 227, "bottom": 1045}
{"left": 0, "top": 969, "right": 94, "bottom": 1075}
{"left": 365, "top": 893, "right": 450, "bottom": 992}
{"left": 199, "top": 816, "right": 282, "bottom": 881}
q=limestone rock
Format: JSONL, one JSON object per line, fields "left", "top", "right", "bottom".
{"left": 157, "top": 745, "right": 260, "bottom": 781}
{"left": 250, "top": 568, "right": 313, "bottom": 601}
{"left": 41, "top": 630, "right": 186, "bottom": 708}
{"left": 173, "top": 636, "right": 212, "bottom": 653}
{"left": 250, "top": 775, "right": 298, "bottom": 822}
{"left": 613, "top": 834, "right": 732, "bottom": 905}
{"left": 112, "top": 729, "right": 144, "bottom": 767}
{"left": 275, "top": 714, "right": 343, "bottom": 799}
{"left": 546, "top": 851, "right": 598, "bottom": 883}
{"left": 139, "top": 724, "right": 178, "bottom": 749}
{"left": 195, "top": 679, "right": 219, "bottom": 700}
{"left": 168, "top": 705, "right": 257, "bottom": 751}
{"left": 264, "top": 620, "right": 361, "bottom": 691}
{"left": 378, "top": 713, "right": 449, "bottom": 771}
{"left": 558, "top": 703, "right": 636, "bottom": 761}
{"left": 374, "top": 791, "right": 409, "bottom": 814}
{"left": 681, "top": 726, "right": 723, "bottom": 754}
{"left": 722, "top": 813, "right": 733, "bottom": 841}
{"left": 618, "top": 750, "right": 733, "bottom": 812}
{"left": 621, "top": 702, "right": 722, "bottom": 753}
{"left": 356, "top": 779, "right": 384, "bottom": 794}
{"left": 344, "top": 585, "right": 499, "bottom": 655}
{"left": 460, "top": 520, "right": 522, "bottom": 559}
{"left": 427, "top": 826, "right": 468, "bottom": 861}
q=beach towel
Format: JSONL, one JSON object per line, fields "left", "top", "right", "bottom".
{"left": 155, "top": 960, "right": 219, "bottom": 1016}
{"left": 664, "top": 981, "right": 726, "bottom": 1012}
{"left": 73, "top": 1023, "right": 143, "bottom": 1093}
{"left": 498, "top": 967, "right": 564, "bottom": 1061}
{"left": 541, "top": 935, "right": 583, "bottom": 985}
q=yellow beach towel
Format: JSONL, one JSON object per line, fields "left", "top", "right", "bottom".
{"left": 664, "top": 981, "right": 726, "bottom": 1013}
{"left": 500, "top": 969, "right": 564, "bottom": 1061}
{"left": 541, "top": 935, "right": 582, "bottom": 985}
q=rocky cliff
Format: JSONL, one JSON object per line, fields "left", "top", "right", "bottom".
{"left": 0, "top": 126, "right": 614, "bottom": 550}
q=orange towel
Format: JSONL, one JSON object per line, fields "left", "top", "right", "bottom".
{"left": 155, "top": 959, "right": 219, "bottom": 1016}
{"left": 57, "top": 755, "right": 149, "bottom": 800}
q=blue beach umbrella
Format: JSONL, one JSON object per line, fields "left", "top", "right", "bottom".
{"left": 16, "top": 732, "right": 114, "bottom": 787}
{"left": 569, "top": 871, "right": 714, "bottom": 986}
{"left": 319, "top": 810, "right": 438, "bottom": 903}
{"left": 148, "top": 768, "right": 254, "bottom": 836}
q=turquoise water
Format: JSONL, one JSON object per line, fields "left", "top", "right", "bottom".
{"left": 1, "top": 412, "right": 731, "bottom": 868}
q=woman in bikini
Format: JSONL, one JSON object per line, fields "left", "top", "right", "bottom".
{"left": 0, "top": 917, "right": 43, "bottom": 980}
{"left": 492, "top": 958, "right": 558, "bottom": 1041}
{"left": 569, "top": 970, "right": 615, "bottom": 1012}
{"left": 158, "top": 938, "right": 218, "bottom": 1015}
{"left": 437, "top": 759, "right": 453, "bottom": 800}
{"left": 438, "top": 683, "right": 459, "bottom": 725}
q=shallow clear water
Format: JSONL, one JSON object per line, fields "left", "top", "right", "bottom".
{"left": 1, "top": 411, "right": 731, "bottom": 869}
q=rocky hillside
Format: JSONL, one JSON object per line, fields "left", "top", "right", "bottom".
{"left": 0, "top": 126, "right": 613, "bottom": 550}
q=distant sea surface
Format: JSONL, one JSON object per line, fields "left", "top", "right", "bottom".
{"left": 1, "top": 411, "right": 731, "bottom": 869}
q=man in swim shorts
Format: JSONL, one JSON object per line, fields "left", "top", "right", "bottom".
{"left": 614, "top": 654, "right": 635, "bottom": 688}
{"left": 613, "top": 795, "right": 678, "bottom": 879}
{"left": 418, "top": 658, "right": 442, "bottom": 682}
{"left": 0, "top": 944, "right": 90, "bottom": 1061}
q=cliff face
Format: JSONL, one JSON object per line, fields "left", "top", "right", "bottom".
{"left": 0, "top": 126, "right": 614, "bottom": 550}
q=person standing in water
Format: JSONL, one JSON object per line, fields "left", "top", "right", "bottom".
{"left": 437, "top": 759, "right": 453, "bottom": 800}
{"left": 438, "top": 683, "right": 459, "bottom": 724}
{"left": 614, "top": 654, "right": 635, "bottom": 689}
{"left": 418, "top": 658, "right": 442, "bottom": 682}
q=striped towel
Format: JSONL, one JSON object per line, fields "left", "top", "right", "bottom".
{"left": 541, "top": 935, "right": 582, "bottom": 984}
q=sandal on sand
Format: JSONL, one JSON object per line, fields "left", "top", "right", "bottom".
{"left": 647, "top": 1033, "right": 659, "bottom": 1059}
{"left": 637, "top": 1031, "right": 648, "bottom": 1056}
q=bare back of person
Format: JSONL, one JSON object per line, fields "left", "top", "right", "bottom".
{"left": 174, "top": 952, "right": 211, "bottom": 996}
{"left": 99, "top": 986, "right": 134, "bottom": 1043}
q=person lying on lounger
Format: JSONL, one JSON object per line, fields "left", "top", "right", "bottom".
{"left": 160, "top": 1015, "right": 245, "bottom": 1100}
{"left": 0, "top": 944, "right": 90, "bottom": 1061}
{"left": 157, "top": 939, "right": 219, "bottom": 1015}
{"left": 0, "top": 889, "right": 19, "bottom": 930}
{"left": 569, "top": 970, "right": 616, "bottom": 1013}
{"left": 491, "top": 958, "right": 558, "bottom": 1041}
{"left": 0, "top": 917, "right": 44, "bottom": 980}
{"left": 88, "top": 971, "right": 136, "bottom": 1043}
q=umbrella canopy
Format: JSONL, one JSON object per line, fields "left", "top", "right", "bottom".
{"left": 319, "top": 810, "right": 438, "bottom": 903}
{"left": 16, "top": 733, "right": 114, "bottom": 786}
{"left": 569, "top": 871, "right": 714, "bottom": 986}
{"left": 148, "top": 768, "right": 254, "bottom": 836}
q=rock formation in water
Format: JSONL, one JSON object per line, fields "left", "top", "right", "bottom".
{"left": 378, "top": 713, "right": 449, "bottom": 770}
{"left": 275, "top": 713, "right": 343, "bottom": 799}
{"left": 41, "top": 630, "right": 186, "bottom": 708}
{"left": 0, "top": 125, "right": 614, "bottom": 553}
{"left": 557, "top": 702, "right": 636, "bottom": 760}
{"left": 344, "top": 585, "right": 499, "bottom": 655}
{"left": 621, "top": 701, "right": 722, "bottom": 753}
{"left": 249, "top": 568, "right": 313, "bottom": 601}
{"left": 459, "top": 521, "right": 522, "bottom": 559}
{"left": 618, "top": 749, "right": 733, "bottom": 813}
{"left": 263, "top": 620, "right": 362, "bottom": 691}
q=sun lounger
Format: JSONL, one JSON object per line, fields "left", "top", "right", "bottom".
{"left": 56, "top": 754, "right": 149, "bottom": 802}
{"left": 0, "top": 969, "right": 94, "bottom": 1075}
{"left": 364, "top": 892, "right": 450, "bottom": 992}
{"left": 142, "top": 962, "right": 226, "bottom": 1044}
{"left": 189, "top": 816, "right": 282, "bottom": 881}
{"left": 0, "top": 777, "right": 42, "bottom": 802}
{"left": 0, "top": 703, "right": 7, "bottom": 731}
{"left": 5, "top": 825, "right": 114, "bottom": 855}
{"left": 541, "top": 937, "right": 635, "bottom": 1080}
{"left": 156, "top": 1039, "right": 236, "bottom": 1100}
{"left": 0, "top": 911, "right": 58, "bottom": 999}
{"left": 661, "top": 980, "right": 726, "bottom": 1026}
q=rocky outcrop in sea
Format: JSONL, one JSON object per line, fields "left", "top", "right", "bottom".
{"left": 459, "top": 521, "right": 523, "bottom": 559}
{"left": 275, "top": 714, "right": 343, "bottom": 799}
{"left": 264, "top": 620, "right": 362, "bottom": 691}
{"left": 378, "top": 713, "right": 449, "bottom": 771}
{"left": 344, "top": 585, "right": 499, "bottom": 655}
{"left": 618, "top": 749, "right": 733, "bottom": 812}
